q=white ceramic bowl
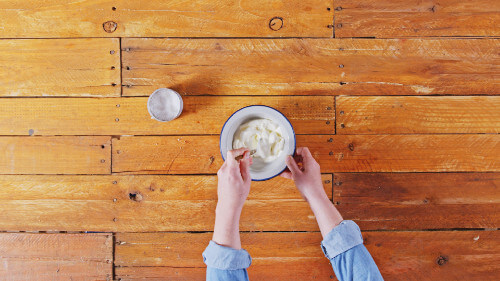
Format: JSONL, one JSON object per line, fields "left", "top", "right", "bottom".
{"left": 220, "top": 105, "right": 296, "bottom": 181}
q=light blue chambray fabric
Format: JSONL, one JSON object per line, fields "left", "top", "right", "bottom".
{"left": 203, "top": 220, "right": 383, "bottom": 281}
{"left": 322, "top": 220, "right": 384, "bottom": 281}
{"left": 203, "top": 240, "right": 251, "bottom": 281}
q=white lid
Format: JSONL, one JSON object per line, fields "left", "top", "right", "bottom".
{"left": 147, "top": 88, "right": 183, "bottom": 122}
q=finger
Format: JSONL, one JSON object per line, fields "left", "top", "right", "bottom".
{"left": 240, "top": 152, "right": 251, "bottom": 183}
{"left": 226, "top": 148, "right": 249, "bottom": 166}
{"left": 285, "top": 155, "right": 302, "bottom": 176}
{"left": 296, "top": 147, "right": 316, "bottom": 166}
{"left": 280, "top": 170, "right": 293, "bottom": 179}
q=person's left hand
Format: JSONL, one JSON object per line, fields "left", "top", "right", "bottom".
{"left": 216, "top": 148, "right": 253, "bottom": 213}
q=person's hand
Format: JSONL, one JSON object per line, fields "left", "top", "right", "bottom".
{"left": 281, "top": 147, "right": 327, "bottom": 202}
{"left": 212, "top": 148, "right": 252, "bottom": 249}
{"left": 281, "top": 147, "right": 343, "bottom": 237}
{"left": 216, "top": 148, "right": 252, "bottom": 213}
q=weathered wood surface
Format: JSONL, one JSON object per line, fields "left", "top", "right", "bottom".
{"left": 113, "top": 135, "right": 500, "bottom": 174}
{"left": 112, "top": 135, "right": 333, "bottom": 174}
{"left": 334, "top": 0, "right": 500, "bottom": 38}
{"left": 0, "top": 137, "right": 111, "bottom": 174}
{"left": 0, "top": 233, "right": 113, "bottom": 281}
{"left": 0, "top": 39, "right": 120, "bottom": 97}
{"left": 336, "top": 96, "right": 500, "bottom": 134}
{"left": 0, "top": 96, "right": 334, "bottom": 136}
{"left": 365, "top": 230, "right": 500, "bottom": 280}
{"left": 0, "top": 0, "right": 332, "bottom": 38}
{"left": 122, "top": 38, "right": 499, "bottom": 96}
{"left": 115, "top": 230, "right": 500, "bottom": 281}
{"left": 334, "top": 173, "right": 500, "bottom": 230}
{"left": 116, "top": 232, "right": 333, "bottom": 281}
{"left": 329, "top": 135, "right": 500, "bottom": 172}
{"left": 0, "top": 175, "right": 331, "bottom": 232}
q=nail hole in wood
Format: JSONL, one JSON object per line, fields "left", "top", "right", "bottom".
{"left": 110, "top": 50, "right": 115, "bottom": 55}
{"left": 115, "top": 118, "right": 119, "bottom": 122}
{"left": 111, "top": 66, "right": 115, "bottom": 70}
{"left": 339, "top": 64, "right": 344, "bottom": 68}
{"left": 335, "top": 7, "right": 342, "bottom": 11}
{"left": 327, "top": 7, "right": 331, "bottom": 11}
{"left": 126, "top": 66, "right": 131, "bottom": 70}
{"left": 100, "top": 159, "right": 106, "bottom": 163}
{"left": 112, "top": 7, "right": 116, "bottom": 11}
{"left": 340, "top": 123, "right": 345, "bottom": 128}
{"left": 329, "top": 151, "right": 333, "bottom": 155}
{"left": 112, "top": 83, "right": 117, "bottom": 86}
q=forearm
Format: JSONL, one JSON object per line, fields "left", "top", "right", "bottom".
{"left": 212, "top": 204, "right": 242, "bottom": 249}
{"left": 307, "top": 193, "right": 343, "bottom": 238}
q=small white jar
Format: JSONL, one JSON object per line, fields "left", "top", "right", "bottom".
{"left": 147, "top": 88, "right": 183, "bottom": 122}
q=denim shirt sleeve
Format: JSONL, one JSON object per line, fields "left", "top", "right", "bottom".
{"left": 321, "top": 220, "right": 384, "bottom": 281}
{"left": 203, "top": 240, "right": 251, "bottom": 281}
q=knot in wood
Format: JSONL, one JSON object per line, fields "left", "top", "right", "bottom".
{"left": 348, "top": 143, "right": 354, "bottom": 151}
{"left": 103, "top": 21, "right": 118, "bottom": 33}
{"left": 436, "top": 255, "right": 448, "bottom": 266}
{"left": 269, "top": 17, "right": 284, "bottom": 31}
{"left": 129, "top": 192, "right": 143, "bottom": 202}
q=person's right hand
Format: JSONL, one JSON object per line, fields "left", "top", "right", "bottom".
{"left": 281, "top": 147, "right": 327, "bottom": 202}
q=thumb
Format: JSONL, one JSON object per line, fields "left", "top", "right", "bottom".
{"left": 240, "top": 152, "right": 251, "bottom": 183}
{"left": 285, "top": 155, "right": 301, "bottom": 177}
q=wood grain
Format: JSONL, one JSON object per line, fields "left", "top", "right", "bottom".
{"left": 0, "top": 96, "right": 334, "bottom": 136}
{"left": 116, "top": 259, "right": 333, "bottom": 281}
{"left": 122, "top": 38, "right": 499, "bottom": 96}
{"left": 335, "top": 0, "right": 500, "bottom": 38}
{"left": 112, "top": 135, "right": 333, "bottom": 174}
{"left": 0, "top": 175, "right": 331, "bottom": 232}
{"left": 330, "top": 135, "right": 500, "bottom": 172}
{"left": 0, "top": 233, "right": 112, "bottom": 281}
{"left": 0, "top": 0, "right": 332, "bottom": 38}
{"left": 334, "top": 173, "right": 500, "bottom": 230}
{"left": 336, "top": 96, "right": 500, "bottom": 134}
{"left": 114, "top": 230, "right": 500, "bottom": 281}
{"left": 0, "top": 136, "right": 111, "bottom": 174}
{"left": 365, "top": 230, "right": 500, "bottom": 280}
{"left": 116, "top": 232, "right": 333, "bottom": 281}
{"left": 0, "top": 39, "right": 120, "bottom": 97}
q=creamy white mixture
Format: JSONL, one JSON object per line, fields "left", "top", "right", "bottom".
{"left": 233, "top": 118, "right": 285, "bottom": 163}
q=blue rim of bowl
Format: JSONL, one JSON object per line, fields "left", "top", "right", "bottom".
{"left": 219, "top": 105, "right": 297, "bottom": 181}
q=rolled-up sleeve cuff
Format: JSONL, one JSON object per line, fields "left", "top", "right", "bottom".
{"left": 321, "top": 220, "right": 364, "bottom": 260}
{"left": 202, "top": 241, "right": 252, "bottom": 270}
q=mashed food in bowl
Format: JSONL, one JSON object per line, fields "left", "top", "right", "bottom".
{"left": 233, "top": 118, "right": 285, "bottom": 163}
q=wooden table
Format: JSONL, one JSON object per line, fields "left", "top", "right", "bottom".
{"left": 0, "top": 1, "right": 499, "bottom": 280}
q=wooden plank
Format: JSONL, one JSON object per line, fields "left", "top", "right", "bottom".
{"left": 329, "top": 135, "right": 500, "bottom": 172}
{"left": 0, "top": 0, "right": 332, "bottom": 38}
{"left": 115, "top": 232, "right": 333, "bottom": 281}
{"left": 364, "top": 231, "right": 500, "bottom": 280}
{"left": 112, "top": 135, "right": 333, "bottom": 174}
{"left": 0, "top": 233, "right": 112, "bottom": 281}
{"left": 114, "top": 231, "right": 500, "bottom": 281}
{"left": 0, "top": 96, "right": 334, "bottom": 136}
{"left": 0, "top": 39, "right": 120, "bottom": 97}
{"left": 115, "top": 258, "right": 333, "bottom": 281}
{"left": 334, "top": 173, "right": 500, "bottom": 230}
{"left": 113, "top": 135, "right": 500, "bottom": 174}
{"left": 0, "top": 175, "right": 332, "bottom": 232}
{"left": 0, "top": 136, "right": 111, "bottom": 174}
{"left": 336, "top": 96, "right": 500, "bottom": 134}
{"left": 122, "top": 38, "right": 499, "bottom": 96}
{"left": 335, "top": 0, "right": 500, "bottom": 38}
